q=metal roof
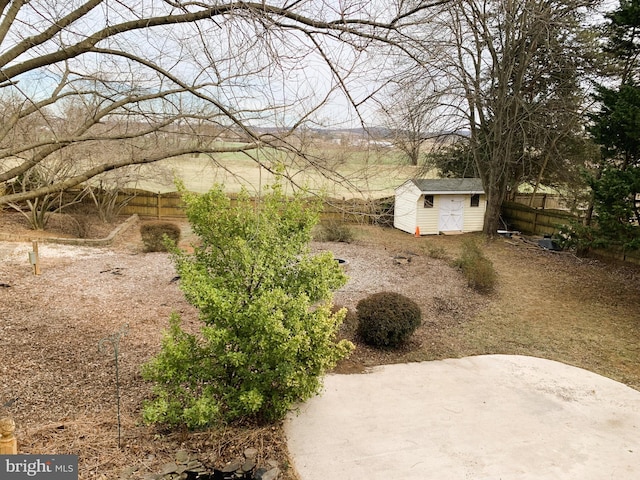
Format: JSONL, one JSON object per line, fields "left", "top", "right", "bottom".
{"left": 409, "top": 178, "right": 484, "bottom": 194}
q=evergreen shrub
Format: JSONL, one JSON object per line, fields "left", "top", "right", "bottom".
{"left": 356, "top": 292, "right": 422, "bottom": 348}
{"left": 142, "top": 182, "right": 352, "bottom": 427}
{"left": 315, "top": 219, "right": 355, "bottom": 243}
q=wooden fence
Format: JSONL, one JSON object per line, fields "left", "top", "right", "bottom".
{"left": 501, "top": 201, "right": 577, "bottom": 236}
{"left": 512, "top": 193, "right": 570, "bottom": 211}
{"left": 501, "top": 201, "right": 640, "bottom": 265}
{"left": 113, "top": 189, "right": 394, "bottom": 225}
{"left": 31, "top": 188, "right": 640, "bottom": 265}
{"left": 118, "top": 191, "right": 185, "bottom": 218}
{"left": 588, "top": 245, "right": 640, "bottom": 266}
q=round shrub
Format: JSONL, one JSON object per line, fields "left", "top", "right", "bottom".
{"left": 356, "top": 292, "right": 422, "bottom": 348}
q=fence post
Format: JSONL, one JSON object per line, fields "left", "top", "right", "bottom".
{"left": 157, "top": 192, "right": 161, "bottom": 220}
{"left": 31, "top": 240, "right": 41, "bottom": 275}
{"left": 0, "top": 417, "right": 18, "bottom": 454}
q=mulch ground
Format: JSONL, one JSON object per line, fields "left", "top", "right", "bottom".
{"left": 1, "top": 211, "right": 639, "bottom": 480}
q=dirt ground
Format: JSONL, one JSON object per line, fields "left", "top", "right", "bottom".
{"left": 1, "top": 212, "right": 639, "bottom": 480}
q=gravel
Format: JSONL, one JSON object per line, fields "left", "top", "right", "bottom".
{"left": 0, "top": 213, "right": 484, "bottom": 479}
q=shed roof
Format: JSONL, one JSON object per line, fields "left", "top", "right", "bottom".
{"left": 408, "top": 178, "right": 484, "bottom": 194}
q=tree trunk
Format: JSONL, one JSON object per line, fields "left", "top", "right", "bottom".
{"left": 481, "top": 169, "right": 509, "bottom": 237}
{"left": 410, "top": 143, "right": 420, "bottom": 166}
{"left": 483, "top": 187, "right": 504, "bottom": 236}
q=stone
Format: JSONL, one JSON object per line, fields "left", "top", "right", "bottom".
{"left": 175, "top": 450, "right": 190, "bottom": 464}
{"left": 241, "top": 459, "right": 255, "bottom": 472}
{"left": 243, "top": 447, "right": 258, "bottom": 460}
{"left": 252, "top": 468, "right": 267, "bottom": 480}
{"left": 261, "top": 467, "right": 280, "bottom": 480}
{"left": 119, "top": 465, "right": 138, "bottom": 478}
{"left": 393, "top": 256, "right": 410, "bottom": 265}
{"left": 160, "top": 462, "right": 179, "bottom": 475}
{"left": 221, "top": 459, "right": 243, "bottom": 473}
{"left": 186, "top": 460, "right": 205, "bottom": 472}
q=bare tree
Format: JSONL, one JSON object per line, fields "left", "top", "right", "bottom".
{"left": 380, "top": 78, "right": 445, "bottom": 166}
{"left": 392, "top": 0, "right": 599, "bottom": 235}
{"left": 455, "top": 0, "right": 601, "bottom": 234}
{"left": 6, "top": 152, "right": 91, "bottom": 229}
{"left": 0, "top": 0, "right": 441, "bottom": 208}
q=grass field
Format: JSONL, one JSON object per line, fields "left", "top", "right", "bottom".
{"left": 129, "top": 145, "right": 433, "bottom": 198}
{"left": 335, "top": 226, "right": 640, "bottom": 392}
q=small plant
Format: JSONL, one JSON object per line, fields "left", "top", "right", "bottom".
{"left": 99, "top": 324, "right": 128, "bottom": 449}
{"left": 432, "top": 296, "right": 462, "bottom": 316}
{"left": 453, "top": 238, "right": 497, "bottom": 293}
{"left": 315, "top": 219, "right": 354, "bottom": 243}
{"left": 425, "top": 244, "right": 449, "bottom": 260}
{"left": 71, "top": 213, "right": 93, "bottom": 238}
{"left": 140, "top": 221, "right": 181, "bottom": 252}
{"left": 356, "top": 292, "right": 422, "bottom": 348}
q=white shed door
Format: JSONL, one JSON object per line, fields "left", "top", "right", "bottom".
{"left": 439, "top": 196, "right": 464, "bottom": 232}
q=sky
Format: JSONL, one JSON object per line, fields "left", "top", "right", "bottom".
{"left": 1, "top": 0, "right": 403, "bottom": 130}
{"left": 1, "top": 0, "right": 621, "bottom": 134}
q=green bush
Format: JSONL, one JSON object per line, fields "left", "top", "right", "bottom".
{"left": 453, "top": 238, "right": 497, "bottom": 293}
{"left": 333, "top": 304, "right": 358, "bottom": 337}
{"left": 315, "top": 219, "right": 354, "bottom": 243}
{"left": 142, "top": 182, "right": 353, "bottom": 427}
{"left": 140, "top": 222, "right": 181, "bottom": 252}
{"left": 554, "top": 221, "right": 604, "bottom": 257}
{"left": 356, "top": 292, "right": 422, "bottom": 348}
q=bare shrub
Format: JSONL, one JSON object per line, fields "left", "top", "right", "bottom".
{"left": 71, "top": 214, "right": 93, "bottom": 239}
{"left": 140, "top": 222, "right": 181, "bottom": 252}
{"left": 315, "top": 219, "right": 355, "bottom": 243}
{"left": 453, "top": 238, "right": 497, "bottom": 293}
{"left": 425, "top": 245, "right": 450, "bottom": 260}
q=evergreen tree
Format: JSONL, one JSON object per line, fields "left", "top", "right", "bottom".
{"left": 142, "top": 182, "right": 353, "bottom": 426}
{"left": 587, "top": 0, "right": 640, "bottom": 250}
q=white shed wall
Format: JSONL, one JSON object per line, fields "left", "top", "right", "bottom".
{"left": 416, "top": 195, "right": 440, "bottom": 235}
{"left": 393, "top": 182, "right": 421, "bottom": 234}
{"left": 394, "top": 183, "right": 486, "bottom": 235}
{"left": 462, "top": 194, "right": 486, "bottom": 232}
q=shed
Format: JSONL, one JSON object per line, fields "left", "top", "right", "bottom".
{"left": 394, "top": 178, "right": 486, "bottom": 235}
